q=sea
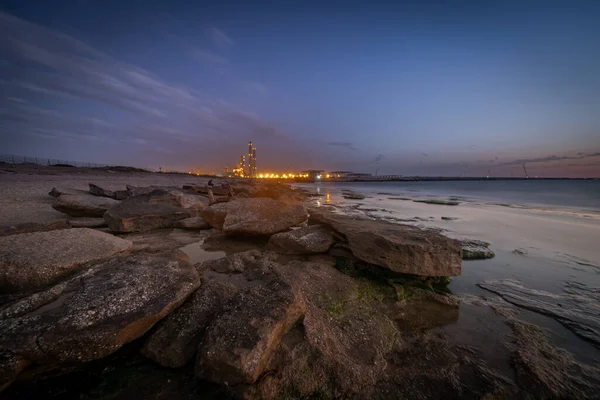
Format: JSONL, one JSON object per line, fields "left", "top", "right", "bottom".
{"left": 306, "top": 179, "right": 600, "bottom": 211}
{"left": 297, "top": 179, "right": 600, "bottom": 370}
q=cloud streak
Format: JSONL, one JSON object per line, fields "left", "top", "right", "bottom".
{"left": 0, "top": 11, "right": 289, "bottom": 170}
{"left": 208, "top": 27, "right": 234, "bottom": 48}
{"left": 326, "top": 141, "right": 357, "bottom": 150}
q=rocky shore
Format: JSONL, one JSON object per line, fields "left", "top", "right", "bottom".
{"left": 1, "top": 168, "right": 598, "bottom": 399}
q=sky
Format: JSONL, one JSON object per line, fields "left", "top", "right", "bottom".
{"left": 1, "top": 0, "right": 599, "bottom": 177}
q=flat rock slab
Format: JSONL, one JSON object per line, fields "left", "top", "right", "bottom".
{"left": 202, "top": 198, "right": 308, "bottom": 236}
{"left": 197, "top": 277, "right": 304, "bottom": 385}
{"left": 478, "top": 279, "right": 600, "bottom": 348}
{"left": 104, "top": 189, "right": 199, "bottom": 233}
{"left": 268, "top": 225, "right": 335, "bottom": 254}
{"left": 0, "top": 228, "right": 132, "bottom": 292}
{"left": 310, "top": 209, "right": 462, "bottom": 276}
{"left": 0, "top": 254, "right": 200, "bottom": 388}
{"left": 52, "top": 192, "right": 120, "bottom": 217}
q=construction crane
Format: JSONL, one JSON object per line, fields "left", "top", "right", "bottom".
{"left": 522, "top": 164, "right": 529, "bottom": 178}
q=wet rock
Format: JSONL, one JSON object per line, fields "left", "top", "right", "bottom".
{"left": 103, "top": 189, "right": 200, "bottom": 233}
{"left": 0, "top": 254, "right": 200, "bottom": 389}
{"left": 478, "top": 279, "right": 600, "bottom": 348}
{"left": 441, "top": 216, "right": 458, "bottom": 221}
{"left": 0, "top": 220, "right": 70, "bottom": 237}
{"left": 462, "top": 239, "right": 495, "bottom": 260}
{"left": 52, "top": 192, "right": 120, "bottom": 217}
{"left": 0, "top": 228, "right": 132, "bottom": 293}
{"left": 197, "top": 275, "right": 305, "bottom": 385}
{"left": 174, "top": 217, "right": 211, "bottom": 230}
{"left": 142, "top": 278, "right": 238, "bottom": 368}
{"left": 512, "top": 248, "right": 528, "bottom": 256}
{"left": 310, "top": 209, "right": 462, "bottom": 276}
{"left": 504, "top": 313, "right": 600, "bottom": 398}
{"left": 89, "top": 183, "right": 128, "bottom": 200}
{"left": 68, "top": 217, "right": 107, "bottom": 228}
{"left": 268, "top": 225, "right": 335, "bottom": 254}
{"left": 249, "top": 257, "right": 403, "bottom": 399}
{"left": 342, "top": 193, "right": 366, "bottom": 200}
{"left": 202, "top": 198, "right": 308, "bottom": 236}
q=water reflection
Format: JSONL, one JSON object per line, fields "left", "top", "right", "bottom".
{"left": 393, "top": 298, "right": 459, "bottom": 332}
{"left": 179, "top": 240, "right": 226, "bottom": 264}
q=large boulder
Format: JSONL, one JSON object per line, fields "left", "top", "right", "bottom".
{"left": 202, "top": 198, "right": 308, "bottom": 236}
{"left": 103, "top": 189, "right": 206, "bottom": 233}
{"left": 197, "top": 271, "right": 305, "bottom": 385}
{"left": 192, "top": 251, "right": 447, "bottom": 398}
{"left": 52, "top": 192, "right": 120, "bottom": 217}
{"left": 0, "top": 228, "right": 132, "bottom": 293}
{"left": 310, "top": 209, "right": 462, "bottom": 276}
{"left": 268, "top": 225, "right": 335, "bottom": 254}
{"left": 0, "top": 254, "right": 200, "bottom": 389}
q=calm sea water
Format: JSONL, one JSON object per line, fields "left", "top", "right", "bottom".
{"left": 307, "top": 179, "right": 600, "bottom": 210}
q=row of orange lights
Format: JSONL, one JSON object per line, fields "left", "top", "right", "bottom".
{"left": 257, "top": 173, "right": 343, "bottom": 179}
{"left": 257, "top": 173, "right": 309, "bottom": 179}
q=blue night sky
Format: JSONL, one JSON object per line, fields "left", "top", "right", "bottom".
{"left": 1, "top": 0, "right": 599, "bottom": 177}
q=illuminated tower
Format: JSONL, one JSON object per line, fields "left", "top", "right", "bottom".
{"left": 252, "top": 147, "right": 257, "bottom": 176}
{"left": 240, "top": 155, "right": 246, "bottom": 176}
{"left": 248, "top": 141, "right": 253, "bottom": 177}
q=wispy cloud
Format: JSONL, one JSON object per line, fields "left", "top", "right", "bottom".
{"left": 496, "top": 154, "right": 587, "bottom": 167}
{"left": 207, "top": 26, "right": 234, "bottom": 48}
{"left": 326, "top": 141, "right": 357, "bottom": 150}
{"left": 0, "top": 11, "right": 291, "bottom": 169}
{"left": 568, "top": 162, "right": 600, "bottom": 166}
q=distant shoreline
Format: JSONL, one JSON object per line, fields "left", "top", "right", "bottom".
{"left": 301, "top": 177, "right": 598, "bottom": 183}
